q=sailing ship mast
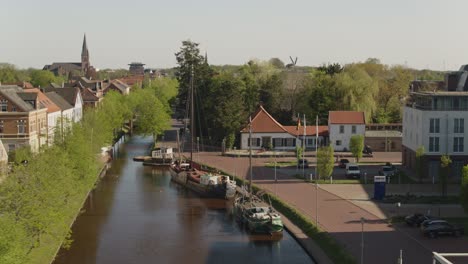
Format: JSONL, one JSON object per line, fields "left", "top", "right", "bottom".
{"left": 249, "top": 115, "right": 253, "bottom": 194}
{"left": 190, "top": 64, "right": 194, "bottom": 166}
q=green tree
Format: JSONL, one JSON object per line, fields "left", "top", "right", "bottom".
{"left": 268, "top": 58, "right": 285, "bottom": 69}
{"left": 349, "top": 135, "right": 364, "bottom": 162}
{"left": 415, "top": 146, "right": 425, "bottom": 183}
{"left": 210, "top": 73, "right": 246, "bottom": 145}
{"left": 30, "top": 70, "right": 63, "bottom": 87}
{"left": 334, "top": 65, "right": 379, "bottom": 122}
{"left": 461, "top": 165, "right": 468, "bottom": 214}
{"left": 0, "top": 64, "right": 22, "bottom": 83}
{"left": 439, "top": 155, "right": 452, "bottom": 197}
{"left": 317, "top": 145, "right": 334, "bottom": 179}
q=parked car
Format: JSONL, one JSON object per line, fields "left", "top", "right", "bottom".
{"left": 345, "top": 163, "right": 361, "bottom": 179}
{"left": 298, "top": 159, "right": 309, "bottom": 168}
{"left": 421, "top": 220, "right": 464, "bottom": 238}
{"left": 404, "top": 213, "right": 437, "bottom": 227}
{"left": 339, "top": 159, "right": 349, "bottom": 168}
{"left": 379, "top": 165, "right": 396, "bottom": 178}
{"left": 420, "top": 219, "right": 447, "bottom": 229}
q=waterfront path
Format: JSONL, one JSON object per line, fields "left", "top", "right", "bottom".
{"left": 194, "top": 152, "right": 468, "bottom": 264}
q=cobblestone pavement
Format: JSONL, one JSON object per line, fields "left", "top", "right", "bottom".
{"left": 193, "top": 152, "right": 468, "bottom": 264}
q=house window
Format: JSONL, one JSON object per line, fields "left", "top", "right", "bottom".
{"left": 429, "top": 137, "right": 439, "bottom": 152}
{"left": 454, "top": 137, "right": 464, "bottom": 152}
{"left": 11, "top": 106, "right": 16, "bottom": 112}
{"left": 0, "top": 121, "right": 3, "bottom": 133}
{"left": 284, "top": 138, "right": 295, "bottom": 147}
{"left": 0, "top": 100, "right": 7, "bottom": 112}
{"left": 336, "top": 140, "right": 342, "bottom": 146}
{"left": 273, "top": 138, "right": 282, "bottom": 147}
{"left": 307, "top": 138, "right": 316, "bottom": 146}
{"left": 8, "top": 144, "right": 15, "bottom": 152}
{"left": 352, "top": 125, "right": 356, "bottom": 134}
{"left": 248, "top": 138, "right": 260, "bottom": 147}
{"left": 429, "top": 118, "right": 440, "bottom": 133}
{"left": 339, "top": 125, "right": 344, "bottom": 134}
{"left": 17, "top": 120, "right": 26, "bottom": 134}
{"left": 454, "top": 118, "right": 464, "bottom": 133}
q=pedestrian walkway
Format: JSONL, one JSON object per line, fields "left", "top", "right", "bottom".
{"left": 195, "top": 152, "right": 468, "bottom": 264}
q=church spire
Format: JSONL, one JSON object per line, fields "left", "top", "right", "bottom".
{"left": 204, "top": 51, "right": 208, "bottom": 65}
{"left": 82, "top": 34, "right": 89, "bottom": 57}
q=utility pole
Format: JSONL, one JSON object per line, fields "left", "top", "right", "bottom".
{"left": 361, "top": 217, "right": 365, "bottom": 264}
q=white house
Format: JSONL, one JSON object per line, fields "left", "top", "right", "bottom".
{"left": 240, "top": 106, "right": 328, "bottom": 150}
{"left": 328, "top": 111, "right": 366, "bottom": 151}
{"left": 24, "top": 88, "right": 62, "bottom": 145}
{"left": 42, "top": 87, "right": 83, "bottom": 123}
{"left": 44, "top": 92, "right": 75, "bottom": 133}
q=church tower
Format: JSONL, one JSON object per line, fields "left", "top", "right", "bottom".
{"left": 81, "top": 34, "right": 90, "bottom": 74}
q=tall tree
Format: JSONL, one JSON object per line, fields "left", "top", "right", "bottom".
{"left": 317, "top": 145, "right": 334, "bottom": 179}
{"left": 461, "top": 165, "right": 468, "bottom": 214}
{"left": 334, "top": 65, "right": 379, "bottom": 122}
{"left": 415, "top": 146, "right": 425, "bottom": 183}
{"left": 439, "top": 155, "right": 451, "bottom": 197}
{"left": 349, "top": 135, "right": 364, "bottom": 162}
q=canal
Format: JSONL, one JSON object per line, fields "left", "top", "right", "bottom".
{"left": 53, "top": 135, "right": 313, "bottom": 264}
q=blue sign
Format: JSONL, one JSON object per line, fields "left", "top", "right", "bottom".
{"left": 374, "top": 176, "right": 386, "bottom": 200}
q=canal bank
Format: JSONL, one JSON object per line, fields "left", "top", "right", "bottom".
{"left": 53, "top": 135, "right": 314, "bottom": 264}
{"left": 45, "top": 136, "right": 125, "bottom": 264}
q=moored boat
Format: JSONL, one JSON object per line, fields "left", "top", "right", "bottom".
{"left": 234, "top": 193, "right": 284, "bottom": 234}
{"left": 170, "top": 161, "right": 237, "bottom": 199}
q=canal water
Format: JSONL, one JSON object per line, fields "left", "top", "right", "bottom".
{"left": 53, "top": 135, "right": 313, "bottom": 264}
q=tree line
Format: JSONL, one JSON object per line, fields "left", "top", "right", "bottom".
{"left": 0, "top": 82, "right": 173, "bottom": 264}
{"left": 173, "top": 41, "right": 444, "bottom": 149}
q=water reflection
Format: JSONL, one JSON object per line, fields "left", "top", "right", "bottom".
{"left": 53, "top": 136, "right": 313, "bottom": 264}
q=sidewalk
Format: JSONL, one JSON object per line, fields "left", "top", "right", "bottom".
{"left": 195, "top": 152, "right": 468, "bottom": 264}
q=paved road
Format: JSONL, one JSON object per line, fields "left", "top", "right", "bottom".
{"left": 194, "top": 152, "right": 468, "bottom": 264}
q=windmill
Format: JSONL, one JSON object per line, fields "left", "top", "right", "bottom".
{"left": 286, "top": 56, "right": 298, "bottom": 68}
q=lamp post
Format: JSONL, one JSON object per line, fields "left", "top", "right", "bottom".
{"left": 361, "top": 217, "right": 365, "bottom": 264}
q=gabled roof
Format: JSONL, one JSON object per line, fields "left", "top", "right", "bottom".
{"left": 105, "top": 79, "right": 129, "bottom": 94}
{"left": 240, "top": 105, "right": 288, "bottom": 133}
{"left": 80, "top": 87, "right": 100, "bottom": 102}
{"left": 42, "top": 87, "right": 79, "bottom": 106}
{"left": 284, "top": 125, "right": 329, "bottom": 136}
{"left": 0, "top": 86, "right": 35, "bottom": 111}
{"left": 23, "top": 88, "right": 61, "bottom": 113}
{"left": 329, "top": 111, "right": 365, "bottom": 125}
{"left": 45, "top": 92, "right": 73, "bottom": 111}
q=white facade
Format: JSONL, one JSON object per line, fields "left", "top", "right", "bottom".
{"left": 403, "top": 106, "right": 468, "bottom": 156}
{"left": 240, "top": 132, "right": 297, "bottom": 150}
{"left": 329, "top": 124, "right": 365, "bottom": 151}
{"left": 240, "top": 132, "right": 325, "bottom": 150}
{"left": 46, "top": 110, "right": 61, "bottom": 145}
{"left": 73, "top": 92, "right": 83, "bottom": 122}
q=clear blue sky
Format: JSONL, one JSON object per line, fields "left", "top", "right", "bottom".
{"left": 1, "top": 0, "right": 466, "bottom": 70}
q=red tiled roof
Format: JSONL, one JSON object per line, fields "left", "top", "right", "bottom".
{"left": 118, "top": 76, "right": 144, "bottom": 86}
{"left": 329, "top": 111, "right": 365, "bottom": 124}
{"left": 240, "top": 105, "right": 288, "bottom": 133}
{"left": 284, "top": 125, "right": 329, "bottom": 136}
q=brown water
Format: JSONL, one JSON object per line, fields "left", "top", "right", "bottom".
{"left": 53, "top": 135, "right": 314, "bottom": 264}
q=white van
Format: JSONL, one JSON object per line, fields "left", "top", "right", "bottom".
{"left": 345, "top": 163, "right": 361, "bottom": 179}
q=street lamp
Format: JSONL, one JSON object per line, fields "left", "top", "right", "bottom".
{"left": 361, "top": 217, "right": 365, "bottom": 264}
